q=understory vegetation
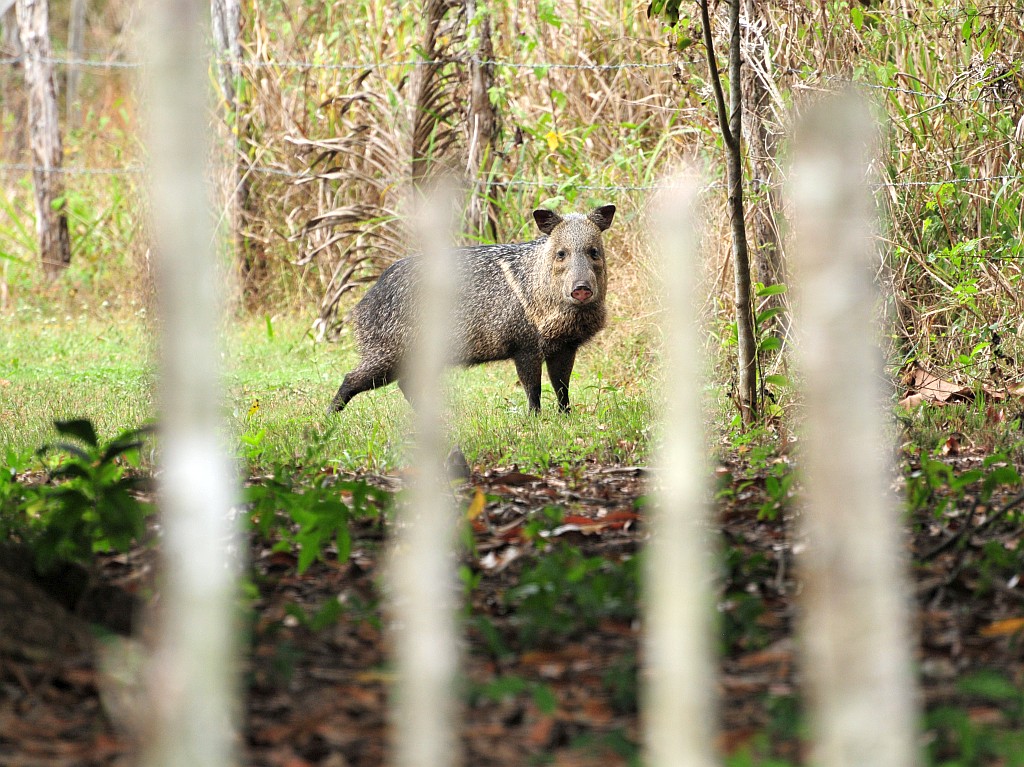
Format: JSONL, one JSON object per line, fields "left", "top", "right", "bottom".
{"left": 2, "top": 0, "right": 1024, "bottom": 765}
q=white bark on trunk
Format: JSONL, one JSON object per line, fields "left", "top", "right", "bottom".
{"left": 643, "top": 175, "right": 718, "bottom": 767}
{"left": 141, "top": 1, "right": 240, "bottom": 766}
{"left": 210, "top": 0, "right": 247, "bottom": 290}
{"left": 389, "top": 185, "right": 462, "bottom": 767}
{"left": 789, "top": 94, "right": 920, "bottom": 767}
{"left": 15, "top": 0, "right": 71, "bottom": 278}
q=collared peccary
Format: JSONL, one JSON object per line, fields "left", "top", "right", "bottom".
{"left": 327, "top": 204, "right": 615, "bottom": 414}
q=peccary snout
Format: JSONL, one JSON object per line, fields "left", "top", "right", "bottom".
{"left": 329, "top": 203, "right": 615, "bottom": 415}
{"left": 571, "top": 284, "right": 594, "bottom": 303}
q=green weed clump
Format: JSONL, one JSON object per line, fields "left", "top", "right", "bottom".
{"left": 0, "top": 419, "right": 152, "bottom": 572}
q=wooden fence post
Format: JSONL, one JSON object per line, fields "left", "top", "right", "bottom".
{"left": 141, "top": 0, "right": 240, "bottom": 765}
{"left": 789, "top": 94, "right": 920, "bottom": 767}
{"left": 644, "top": 175, "right": 718, "bottom": 767}
{"left": 389, "top": 184, "right": 461, "bottom": 767}
{"left": 15, "top": 0, "right": 71, "bottom": 278}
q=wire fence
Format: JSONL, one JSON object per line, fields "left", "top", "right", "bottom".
{"left": 2, "top": 49, "right": 1015, "bottom": 187}
{"left": 4, "top": 50, "right": 1015, "bottom": 100}
{"left": 2, "top": 51, "right": 1020, "bottom": 193}
{"left": 1, "top": 51, "right": 1017, "bottom": 105}
{"left": 2, "top": 159, "right": 1021, "bottom": 193}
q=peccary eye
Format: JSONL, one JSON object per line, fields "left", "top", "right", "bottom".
{"left": 589, "top": 247, "right": 600, "bottom": 259}
{"left": 556, "top": 250, "right": 567, "bottom": 260}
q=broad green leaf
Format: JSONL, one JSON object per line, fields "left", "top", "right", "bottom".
{"left": 53, "top": 419, "right": 99, "bottom": 447}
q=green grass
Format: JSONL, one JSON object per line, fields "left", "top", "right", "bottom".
{"left": 1, "top": 309, "right": 653, "bottom": 472}
{"left": 0, "top": 304, "right": 155, "bottom": 457}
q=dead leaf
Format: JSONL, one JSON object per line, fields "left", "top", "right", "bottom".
{"left": 980, "top": 616, "right": 1024, "bottom": 637}
{"left": 490, "top": 469, "right": 542, "bottom": 486}
{"left": 941, "top": 433, "right": 962, "bottom": 456}
{"left": 465, "top": 488, "right": 487, "bottom": 520}
{"left": 987, "top": 405, "right": 1008, "bottom": 425}
{"left": 543, "top": 510, "right": 639, "bottom": 537}
{"left": 526, "top": 714, "right": 556, "bottom": 747}
{"left": 900, "top": 363, "right": 1008, "bottom": 409}
{"left": 478, "top": 546, "right": 522, "bottom": 572}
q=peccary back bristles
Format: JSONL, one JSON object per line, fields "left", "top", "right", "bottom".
{"left": 328, "top": 204, "right": 615, "bottom": 414}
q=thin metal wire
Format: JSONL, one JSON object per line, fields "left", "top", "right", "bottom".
{"left": 3, "top": 161, "right": 1021, "bottom": 193}
{"left": 0, "top": 162, "right": 146, "bottom": 175}
{"left": 0, "top": 54, "right": 142, "bottom": 68}
{"left": 1, "top": 50, "right": 1015, "bottom": 107}
{"left": 0, "top": 53, "right": 673, "bottom": 71}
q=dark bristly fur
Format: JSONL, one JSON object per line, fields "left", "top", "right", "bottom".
{"left": 328, "top": 205, "right": 615, "bottom": 414}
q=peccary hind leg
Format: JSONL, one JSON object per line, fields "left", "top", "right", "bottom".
{"left": 327, "top": 362, "right": 397, "bottom": 413}
{"left": 513, "top": 353, "right": 543, "bottom": 413}
{"left": 545, "top": 348, "right": 578, "bottom": 413}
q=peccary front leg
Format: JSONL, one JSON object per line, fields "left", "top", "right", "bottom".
{"left": 513, "top": 353, "right": 543, "bottom": 413}
{"left": 327, "top": 362, "right": 397, "bottom": 414}
{"left": 545, "top": 348, "right": 578, "bottom": 413}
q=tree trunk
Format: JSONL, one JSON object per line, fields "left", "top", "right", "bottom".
{"left": 390, "top": 188, "right": 462, "bottom": 767}
{"left": 66, "top": 0, "right": 85, "bottom": 128}
{"left": 699, "top": 0, "right": 757, "bottom": 425}
{"left": 740, "top": 0, "right": 784, "bottom": 294}
{"left": 16, "top": 0, "right": 71, "bottom": 279}
{"left": 1, "top": 3, "right": 27, "bottom": 158}
{"left": 210, "top": 0, "right": 240, "bottom": 109}
{"left": 408, "top": 0, "right": 454, "bottom": 185}
{"left": 211, "top": 0, "right": 256, "bottom": 296}
{"left": 644, "top": 179, "right": 718, "bottom": 767}
{"left": 790, "top": 94, "right": 920, "bottom": 767}
{"left": 465, "top": 0, "right": 498, "bottom": 239}
{"left": 141, "top": 0, "right": 241, "bottom": 763}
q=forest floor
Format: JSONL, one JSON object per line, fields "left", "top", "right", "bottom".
{"left": 2, "top": 444, "right": 1024, "bottom": 767}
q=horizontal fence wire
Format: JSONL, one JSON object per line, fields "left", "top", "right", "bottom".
{"left": 0, "top": 52, "right": 1018, "bottom": 103}
{"left": 1, "top": 50, "right": 1020, "bottom": 192}
{"left": 0, "top": 53, "right": 673, "bottom": 71}
{"left": 2, "top": 160, "right": 1022, "bottom": 193}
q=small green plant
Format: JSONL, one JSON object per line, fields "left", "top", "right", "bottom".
{"left": 926, "top": 670, "right": 1024, "bottom": 766}
{"left": 758, "top": 462, "right": 795, "bottom": 521}
{"left": 468, "top": 674, "right": 558, "bottom": 715}
{"left": 283, "top": 591, "right": 379, "bottom": 632}
{"left": 245, "top": 462, "right": 390, "bottom": 574}
{"left": 14, "top": 419, "right": 153, "bottom": 572}
{"left": 602, "top": 653, "right": 639, "bottom": 715}
{"left": 503, "top": 544, "right": 639, "bottom": 647}
{"left": 906, "top": 451, "right": 1021, "bottom": 520}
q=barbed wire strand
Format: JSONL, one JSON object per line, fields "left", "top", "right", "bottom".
{"left": 0, "top": 52, "right": 1017, "bottom": 103}
{"left": 1, "top": 160, "right": 1021, "bottom": 192}
{"left": 1, "top": 47, "right": 1019, "bottom": 192}
{"left": 0, "top": 54, "right": 673, "bottom": 71}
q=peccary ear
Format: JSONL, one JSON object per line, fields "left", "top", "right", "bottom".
{"left": 533, "top": 209, "right": 563, "bottom": 235}
{"left": 588, "top": 204, "right": 616, "bottom": 232}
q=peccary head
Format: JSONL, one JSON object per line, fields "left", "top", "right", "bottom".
{"left": 533, "top": 204, "right": 615, "bottom": 307}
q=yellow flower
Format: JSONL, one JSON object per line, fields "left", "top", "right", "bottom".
{"left": 544, "top": 130, "right": 563, "bottom": 152}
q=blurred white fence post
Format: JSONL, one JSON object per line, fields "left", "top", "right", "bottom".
{"left": 142, "top": 1, "right": 240, "bottom": 766}
{"left": 789, "top": 94, "right": 920, "bottom": 767}
{"left": 389, "top": 184, "right": 462, "bottom": 767}
{"left": 643, "top": 175, "right": 718, "bottom": 767}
